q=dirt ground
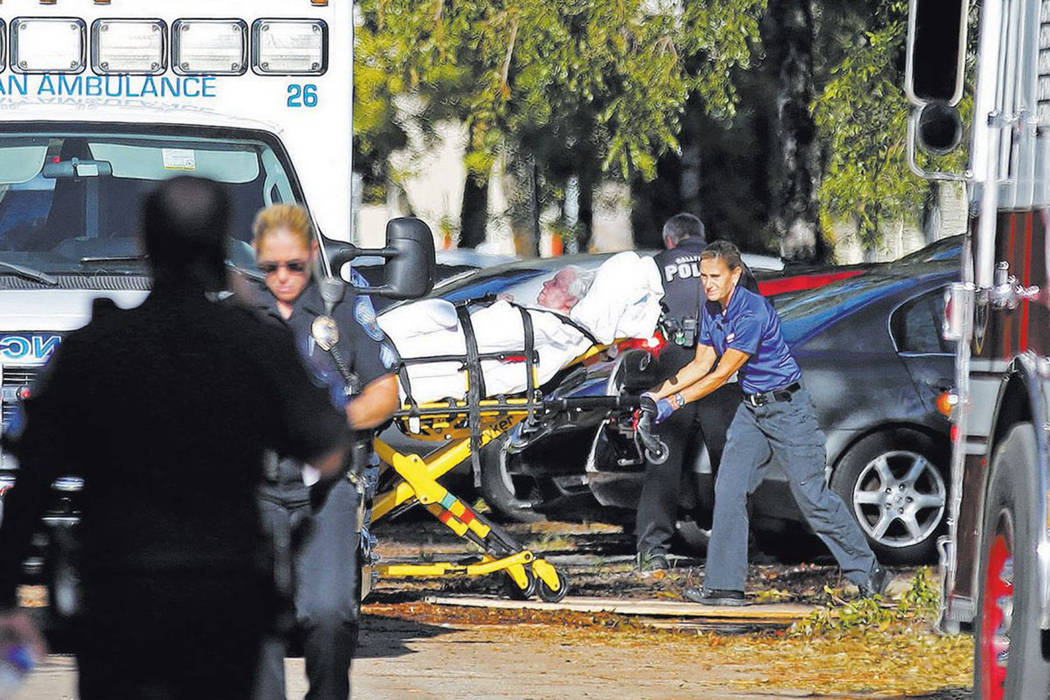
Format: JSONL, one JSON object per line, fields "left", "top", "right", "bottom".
{"left": 352, "top": 518, "right": 974, "bottom": 699}
{"left": 19, "top": 612, "right": 970, "bottom": 700}
{"left": 16, "top": 518, "right": 974, "bottom": 699}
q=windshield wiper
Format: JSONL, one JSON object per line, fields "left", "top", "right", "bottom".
{"left": 80, "top": 255, "right": 148, "bottom": 265}
{"left": 227, "top": 260, "right": 264, "bottom": 282}
{"left": 0, "top": 260, "right": 58, "bottom": 286}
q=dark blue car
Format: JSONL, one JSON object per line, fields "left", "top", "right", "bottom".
{"left": 587, "top": 261, "right": 958, "bottom": 564}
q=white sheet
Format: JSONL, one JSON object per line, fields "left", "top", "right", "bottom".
{"left": 378, "top": 252, "right": 663, "bottom": 403}
{"left": 570, "top": 251, "right": 664, "bottom": 343}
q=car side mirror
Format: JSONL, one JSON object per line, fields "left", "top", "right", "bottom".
{"left": 328, "top": 217, "right": 436, "bottom": 300}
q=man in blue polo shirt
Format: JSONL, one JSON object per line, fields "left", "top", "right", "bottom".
{"left": 640, "top": 240, "right": 887, "bottom": 606}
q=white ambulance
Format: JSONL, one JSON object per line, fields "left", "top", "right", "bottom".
{"left": 0, "top": 0, "right": 430, "bottom": 594}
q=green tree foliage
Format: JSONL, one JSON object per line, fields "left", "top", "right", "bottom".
{"left": 812, "top": 0, "right": 929, "bottom": 256}
{"left": 354, "top": 0, "right": 766, "bottom": 192}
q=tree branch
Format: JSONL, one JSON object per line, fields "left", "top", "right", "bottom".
{"left": 500, "top": 17, "right": 520, "bottom": 100}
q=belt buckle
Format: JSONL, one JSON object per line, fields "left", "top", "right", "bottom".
{"left": 746, "top": 392, "right": 765, "bottom": 407}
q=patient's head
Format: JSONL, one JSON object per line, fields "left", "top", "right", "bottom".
{"left": 536, "top": 266, "right": 595, "bottom": 313}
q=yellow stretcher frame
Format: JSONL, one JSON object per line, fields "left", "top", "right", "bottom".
{"left": 368, "top": 344, "right": 619, "bottom": 601}
{"left": 370, "top": 397, "right": 565, "bottom": 601}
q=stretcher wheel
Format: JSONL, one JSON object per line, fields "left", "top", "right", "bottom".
{"left": 645, "top": 441, "right": 669, "bottom": 465}
{"left": 502, "top": 568, "right": 537, "bottom": 600}
{"left": 536, "top": 569, "right": 568, "bottom": 603}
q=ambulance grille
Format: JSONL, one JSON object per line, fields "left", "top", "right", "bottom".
{"left": 0, "top": 276, "right": 151, "bottom": 291}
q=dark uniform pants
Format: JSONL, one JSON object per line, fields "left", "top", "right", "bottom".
{"left": 704, "top": 388, "right": 877, "bottom": 591}
{"left": 635, "top": 345, "right": 742, "bottom": 557}
{"left": 77, "top": 572, "right": 270, "bottom": 700}
{"left": 255, "top": 476, "right": 360, "bottom": 700}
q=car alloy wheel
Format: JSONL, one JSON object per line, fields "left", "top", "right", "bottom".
{"left": 850, "top": 449, "right": 946, "bottom": 549}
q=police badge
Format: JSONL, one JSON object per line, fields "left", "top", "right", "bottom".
{"left": 311, "top": 315, "right": 340, "bottom": 351}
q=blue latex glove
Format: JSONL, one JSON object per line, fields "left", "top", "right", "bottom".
{"left": 640, "top": 392, "right": 680, "bottom": 424}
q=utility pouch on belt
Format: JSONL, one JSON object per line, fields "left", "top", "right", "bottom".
{"left": 665, "top": 317, "right": 697, "bottom": 347}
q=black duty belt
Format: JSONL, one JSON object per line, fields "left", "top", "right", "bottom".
{"left": 744, "top": 382, "right": 802, "bottom": 408}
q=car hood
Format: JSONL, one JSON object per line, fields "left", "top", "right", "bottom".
{"left": 0, "top": 289, "right": 148, "bottom": 332}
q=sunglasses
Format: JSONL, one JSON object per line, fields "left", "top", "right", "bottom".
{"left": 258, "top": 259, "right": 308, "bottom": 275}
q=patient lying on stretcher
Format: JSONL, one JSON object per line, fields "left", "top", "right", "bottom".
{"left": 378, "top": 251, "right": 664, "bottom": 404}
{"left": 496, "top": 265, "right": 596, "bottom": 314}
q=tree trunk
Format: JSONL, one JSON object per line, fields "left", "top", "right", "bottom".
{"left": 630, "top": 153, "right": 690, "bottom": 250}
{"left": 459, "top": 173, "right": 489, "bottom": 249}
{"left": 576, "top": 171, "right": 594, "bottom": 253}
{"left": 503, "top": 149, "right": 541, "bottom": 257}
{"left": 679, "top": 139, "right": 703, "bottom": 218}
{"left": 766, "top": 0, "right": 826, "bottom": 263}
{"left": 530, "top": 159, "right": 541, "bottom": 257}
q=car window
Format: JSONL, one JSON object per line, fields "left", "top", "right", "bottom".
{"left": 894, "top": 235, "right": 963, "bottom": 265}
{"left": 435, "top": 268, "right": 552, "bottom": 304}
{"left": 891, "top": 287, "right": 956, "bottom": 354}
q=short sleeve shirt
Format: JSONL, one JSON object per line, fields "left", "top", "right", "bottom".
{"left": 697, "top": 286, "right": 802, "bottom": 394}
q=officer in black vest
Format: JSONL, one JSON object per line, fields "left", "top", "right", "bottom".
{"left": 635, "top": 214, "right": 758, "bottom": 571}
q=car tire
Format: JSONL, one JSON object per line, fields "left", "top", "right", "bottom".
{"left": 830, "top": 429, "right": 948, "bottom": 565}
{"left": 671, "top": 520, "right": 709, "bottom": 556}
{"left": 479, "top": 436, "right": 546, "bottom": 524}
{"left": 974, "top": 423, "right": 1050, "bottom": 700}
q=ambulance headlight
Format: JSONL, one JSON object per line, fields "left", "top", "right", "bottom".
{"left": 92, "top": 19, "right": 166, "bottom": 75}
{"left": 252, "top": 19, "right": 327, "bottom": 75}
{"left": 172, "top": 19, "right": 247, "bottom": 75}
{"left": 11, "top": 18, "right": 86, "bottom": 74}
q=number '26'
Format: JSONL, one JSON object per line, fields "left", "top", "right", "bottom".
{"left": 287, "top": 84, "right": 318, "bottom": 108}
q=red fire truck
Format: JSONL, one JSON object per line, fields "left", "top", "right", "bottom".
{"left": 907, "top": 0, "right": 1050, "bottom": 697}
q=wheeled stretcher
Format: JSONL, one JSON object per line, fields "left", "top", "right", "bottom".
{"left": 368, "top": 300, "right": 641, "bottom": 601}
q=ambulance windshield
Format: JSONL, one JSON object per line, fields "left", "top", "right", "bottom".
{"left": 0, "top": 124, "right": 301, "bottom": 275}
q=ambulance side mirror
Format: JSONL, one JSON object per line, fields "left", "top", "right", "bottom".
{"left": 328, "top": 217, "right": 436, "bottom": 300}
{"left": 374, "top": 217, "right": 436, "bottom": 299}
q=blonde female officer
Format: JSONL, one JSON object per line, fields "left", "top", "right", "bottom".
{"left": 248, "top": 204, "right": 398, "bottom": 700}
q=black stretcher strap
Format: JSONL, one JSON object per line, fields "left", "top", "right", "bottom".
{"left": 397, "top": 361, "right": 418, "bottom": 414}
{"left": 455, "top": 304, "right": 486, "bottom": 487}
{"left": 399, "top": 351, "right": 533, "bottom": 365}
{"left": 391, "top": 394, "right": 639, "bottom": 419}
{"left": 517, "top": 306, "right": 538, "bottom": 424}
{"left": 461, "top": 293, "right": 601, "bottom": 347}
{"left": 389, "top": 297, "right": 592, "bottom": 477}
{"left": 529, "top": 307, "right": 600, "bottom": 346}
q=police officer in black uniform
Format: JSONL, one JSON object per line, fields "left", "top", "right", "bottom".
{"left": 0, "top": 177, "right": 349, "bottom": 699}
{"left": 246, "top": 204, "right": 399, "bottom": 700}
{"left": 635, "top": 214, "right": 758, "bottom": 570}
